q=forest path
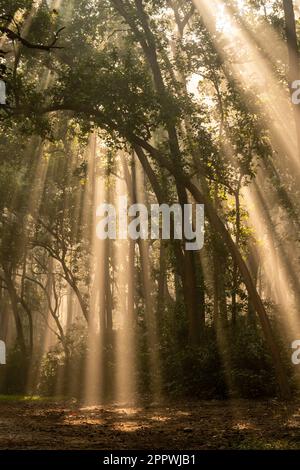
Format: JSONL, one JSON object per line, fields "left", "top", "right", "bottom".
{"left": 0, "top": 399, "right": 299, "bottom": 449}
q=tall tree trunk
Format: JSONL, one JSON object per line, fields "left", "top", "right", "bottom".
{"left": 232, "top": 186, "right": 242, "bottom": 325}
{"left": 113, "top": 0, "right": 203, "bottom": 343}
{"left": 134, "top": 146, "right": 202, "bottom": 343}
{"left": 247, "top": 244, "right": 259, "bottom": 327}
{"left": 3, "top": 266, "right": 27, "bottom": 358}
{"left": 283, "top": 0, "right": 300, "bottom": 158}
{"left": 157, "top": 241, "right": 166, "bottom": 319}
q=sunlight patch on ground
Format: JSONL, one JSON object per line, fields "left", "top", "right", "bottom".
{"left": 113, "top": 421, "right": 150, "bottom": 433}
{"left": 113, "top": 408, "right": 141, "bottom": 416}
{"left": 233, "top": 421, "right": 256, "bottom": 431}
{"left": 174, "top": 411, "right": 191, "bottom": 417}
{"left": 65, "top": 417, "right": 104, "bottom": 426}
{"left": 150, "top": 415, "right": 170, "bottom": 423}
{"left": 286, "top": 411, "right": 300, "bottom": 429}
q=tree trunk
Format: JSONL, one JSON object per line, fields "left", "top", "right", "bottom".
{"left": 283, "top": 0, "right": 300, "bottom": 158}
{"left": 134, "top": 145, "right": 203, "bottom": 343}
{"left": 3, "top": 266, "right": 27, "bottom": 358}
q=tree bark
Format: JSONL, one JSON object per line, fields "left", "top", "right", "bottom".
{"left": 2, "top": 266, "right": 27, "bottom": 358}
{"left": 283, "top": 0, "right": 300, "bottom": 158}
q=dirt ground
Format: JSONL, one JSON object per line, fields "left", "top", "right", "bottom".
{"left": 0, "top": 398, "right": 300, "bottom": 450}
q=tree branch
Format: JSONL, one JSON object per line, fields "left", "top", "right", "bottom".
{"left": 0, "top": 19, "right": 65, "bottom": 52}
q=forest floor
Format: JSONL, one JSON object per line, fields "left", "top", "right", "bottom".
{"left": 0, "top": 397, "right": 300, "bottom": 449}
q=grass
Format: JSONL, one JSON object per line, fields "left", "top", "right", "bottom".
{"left": 0, "top": 394, "right": 63, "bottom": 402}
{"left": 235, "top": 438, "right": 299, "bottom": 450}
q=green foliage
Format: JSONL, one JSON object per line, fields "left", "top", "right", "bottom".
{"left": 0, "top": 347, "right": 29, "bottom": 394}
{"left": 39, "top": 324, "right": 87, "bottom": 397}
